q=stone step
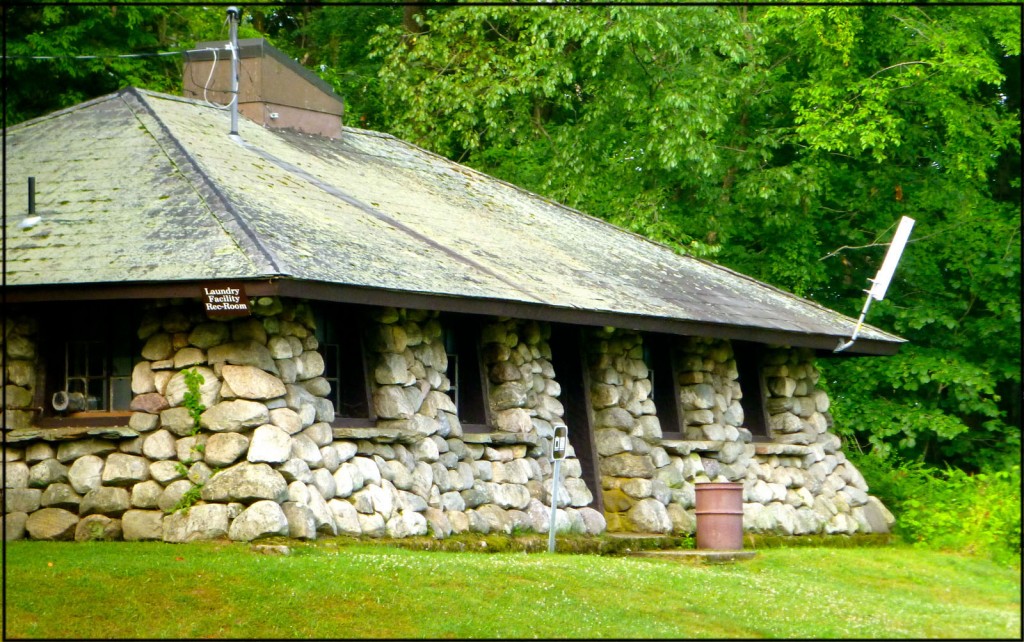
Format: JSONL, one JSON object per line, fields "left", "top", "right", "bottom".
{"left": 627, "top": 549, "right": 758, "bottom": 563}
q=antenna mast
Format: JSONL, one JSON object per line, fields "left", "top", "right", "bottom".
{"left": 834, "top": 216, "right": 915, "bottom": 353}
{"left": 227, "top": 6, "right": 240, "bottom": 136}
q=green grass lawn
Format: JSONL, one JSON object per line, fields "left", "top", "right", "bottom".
{"left": 4, "top": 538, "right": 1020, "bottom": 639}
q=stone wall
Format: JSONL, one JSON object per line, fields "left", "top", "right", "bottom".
{"left": 3, "top": 300, "right": 606, "bottom": 542}
{"left": 581, "top": 331, "right": 894, "bottom": 536}
{"left": 3, "top": 315, "right": 38, "bottom": 432}
{"left": 3, "top": 297, "right": 891, "bottom": 543}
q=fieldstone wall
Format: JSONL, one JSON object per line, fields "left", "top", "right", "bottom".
{"left": 3, "top": 301, "right": 606, "bottom": 542}
{"left": 475, "top": 317, "right": 600, "bottom": 533}
{"left": 586, "top": 328, "right": 679, "bottom": 534}
{"left": 3, "top": 315, "right": 38, "bottom": 432}
{"left": 3, "top": 297, "right": 890, "bottom": 543}
{"left": 583, "top": 332, "right": 893, "bottom": 536}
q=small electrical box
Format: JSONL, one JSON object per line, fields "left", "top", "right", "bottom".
{"left": 551, "top": 423, "right": 568, "bottom": 461}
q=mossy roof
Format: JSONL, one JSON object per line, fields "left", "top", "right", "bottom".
{"left": 3, "top": 88, "right": 903, "bottom": 354}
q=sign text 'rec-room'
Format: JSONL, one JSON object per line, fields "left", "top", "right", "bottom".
{"left": 202, "top": 283, "right": 250, "bottom": 318}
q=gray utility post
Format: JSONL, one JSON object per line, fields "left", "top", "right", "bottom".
{"left": 548, "top": 423, "right": 568, "bottom": 553}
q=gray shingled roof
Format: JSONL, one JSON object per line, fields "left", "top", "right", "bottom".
{"left": 3, "top": 88, "right": 904, "bottom": 354}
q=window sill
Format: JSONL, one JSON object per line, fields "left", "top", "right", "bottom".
{"left": 460, "top": 431, "right": 538, "bottom": 447}
{"left": 5, "top": 425, "right": 138, "bottom": 444}
{"left": 34, "top": 412, "right": 133, "bottom": 429}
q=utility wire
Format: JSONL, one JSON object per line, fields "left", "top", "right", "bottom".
{"left": 2, "top": 50, "right": 186, "bottom": 60}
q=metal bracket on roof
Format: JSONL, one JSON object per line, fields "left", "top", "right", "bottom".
{"left": 834, "top": 217, "right": 915, "bottom": 353}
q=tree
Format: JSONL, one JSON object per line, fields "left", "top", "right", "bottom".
{"left": 2, "top": 2, "right": 258, "bottom": 125}
{"left": 368, "top": 4, "right": 1021, "bottom": 469}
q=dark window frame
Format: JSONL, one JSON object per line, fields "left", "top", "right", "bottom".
{"left": 443, "top": 317, "right": 490, "bottom": 433}
{"left": 645, "top": 334, "right": 684, "bottom": 439}
{"left": 35, "top": 303, "right": 138, "bottom": 427}
{"left": 317, "top": 305, "right": 375, "bottom": 428}
{"left": 733, "top": 341, "right": 772, "bottom": 442}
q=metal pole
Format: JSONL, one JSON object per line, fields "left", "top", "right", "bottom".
{"left": 548, "top": 457, "right": 561, "bottom": 553}
{"left": 227, "top": 7, "right": 240, "bottom": 136}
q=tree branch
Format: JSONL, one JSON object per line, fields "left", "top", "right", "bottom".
{"left": 870, "top": 61, "right": 931, "bottom": 79}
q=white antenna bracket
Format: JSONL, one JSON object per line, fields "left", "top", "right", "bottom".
{"left": 835, "top": 216, "right": 915, "bottom": 353}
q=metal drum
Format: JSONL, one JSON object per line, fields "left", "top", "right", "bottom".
{"left": 694, "top": 482, "right": 744, "bottom": 550}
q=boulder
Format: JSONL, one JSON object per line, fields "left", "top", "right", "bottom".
{"left": 290, "top": 434, "right": 323, "bottom": 468}
{"left": 201, "top": 462, "right": 288, "bottom": 503}
{"left": 4, "top": 512, "right": 29, "bottom": 541}
{"left": 75, "top": 515, "right": 122, "bottom": 541}
{"left": 80, "top": 487, "right": 132, "bottom": 517}
{"left": 25, "top": 507, "right": 79, "bottom": 540}
{"left": 268, "top": 407, "right": 303, "bottom": 435}
{"left": 150, "top": 460, "right": 185, "bottom": 484}
{"left": 600, "top": 453, "right": 655, "bottom": 478}
{"left": 328, "top": 499, "right": 362, "bottom": 536}
{"left": 208, "top": 340, "right": 278, "bottom": 374}
{"left": 162, "top": 504, "right": 230, "bottom": 542}
{"left": 139, "top": 430, "right": 177, "bottom": 461}
{"left": 41, "top": 483, "right": 82, "bottom": 511}
{"left": 129, "top": 392, "right": 170, "bottom": 414}
{"left": 101, "top": 454, "right": 151, "bottom": 486}
{"left": 595, "top": 429, "right": 633, "bottom": 456}
{"left": 25, "top": 443, "right": 56, "bottom": 464}
{"left": 385, "top": 510, "right": 428, "bottom": 538}
{"left": 357, "top": 512, "right": 386, "bottom": 537}
{"left": 247, "top": 424, "right": 293, "bottom": 464}
{"left": 164, "top": 366, "right": 220, "bottom": 408}
{"left": 222, "top": 365, "right": 286, "bottom": 400}
{"left": 310, "top": 468, "right": 337, "bottom": 500}
{"left": 122, "top": 509, "right": 165, "bottom": 541}
{"left": 56, "top": 439, "right": 116, "bottom": 463}
{"left": 282, "top": 502, "right": 317, "bottom": 540}
{"left": 28, "top": 459, "right": 68, "bottom": 488}
{"left": 5, "top": 488, "right": 41, "bottom": 513}
{"left": 158, "top": 480, "right": 195, "bottom": 513}
{"left": 227, "top": 500, "right": 289, "bottom": 541}
{"left": 279, "top": 458, "right": 313, "bottom": 484}
{"left": 577, "top": 506, "right": 608, "bottom": 535}
{"left": 198, "top": 432, "right": 245, "bottom": 468}
{"left": 4, "top": 461, "right": 29, "bottom": 489}
{"left": 67, "top": 454, "right": 107, "bottom": 495}
{"left": 200, "top": 400, "right": 269, "bottom": 433}
{"left": 627, "top": 498, "right": 672, "bottom": 533}
{"left": 130, "top": 480, "right": 164, "bottom": 509}
{"left": 160, "top": 407, "right": 196, "bottom": 437}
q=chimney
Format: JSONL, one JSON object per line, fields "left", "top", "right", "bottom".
{"left": 183, "top": 38, "right": 344, "bottom": 138}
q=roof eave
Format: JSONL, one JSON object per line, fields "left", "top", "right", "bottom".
{"left": 3, "top": 278, "right": 905, "bottom": 356}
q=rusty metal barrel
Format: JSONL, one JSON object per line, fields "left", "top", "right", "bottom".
{"left": 695, "top": 482, "right": 744, "bottom": 550}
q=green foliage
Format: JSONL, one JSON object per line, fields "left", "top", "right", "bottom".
{"left": 852, "top": 454, "right": 1021, "bottom": 566}
{"left": 169, "top": 483, "right": 204, "bottom": 515}
{"left": 368, "top": 4, "right": 1020, "bottom": 468}
{"left": 2, "top": 3, "right": 248, "bottom": 125}
{"left": 182, "top": 368, "right": 205, "bottom": 437}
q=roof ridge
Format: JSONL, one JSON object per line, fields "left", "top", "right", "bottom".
{"left": 4, "top": 91, "right": 123, "bottom": 133}
{"left": 120, "top": 88, "right": 285, "bottom": 277}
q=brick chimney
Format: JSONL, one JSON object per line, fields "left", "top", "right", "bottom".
{"left": 183, "top": 38, "right": 344, "bottom": 138}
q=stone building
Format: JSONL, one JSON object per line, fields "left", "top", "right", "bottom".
{"left": 2, "top": 40, "right": 899, "bottom": 543}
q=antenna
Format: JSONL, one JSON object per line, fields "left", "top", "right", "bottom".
{"left": 227, "top": 6, "right": 240, "bottom": 136}
{"left": 834, "top": 216, "right": 915, "bottom": 353}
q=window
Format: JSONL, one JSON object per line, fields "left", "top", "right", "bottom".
{"left": 40, "top": 303, "right": 138, "bottom": 422}
{"left": 317, "top": 306, "right": 373, "bottom": 426}
{"left": 645, "top": 334, "right": 683, "bottom": 438}
{"left": 443, "top": 318, "right": 488, "bottom": 430}
{"left": 733, "top": 342, "right": 770, "bottom": 441}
